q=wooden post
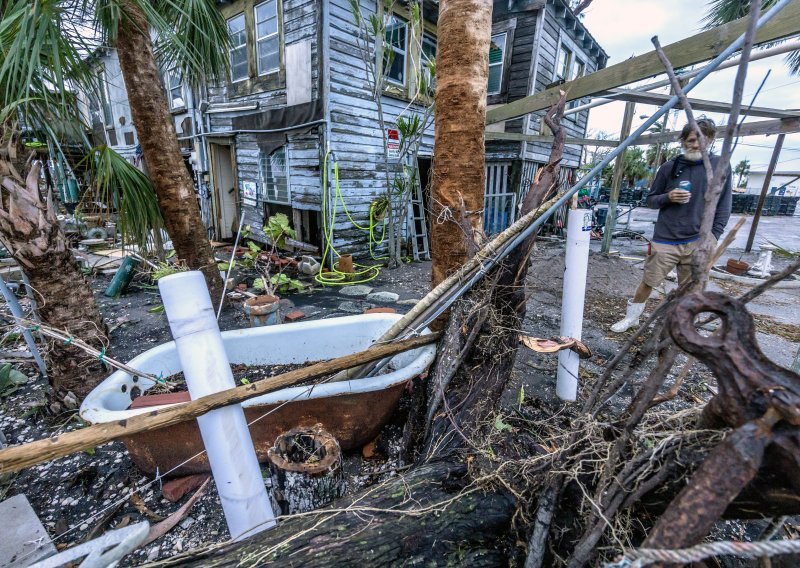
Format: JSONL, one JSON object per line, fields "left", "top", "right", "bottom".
{"left": 745, "top": 133, "right": 785, "bottom": 252}
{"left": 601, "top": 102, "right": 636, "bottom": 254}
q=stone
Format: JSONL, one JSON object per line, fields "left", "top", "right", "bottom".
{"left": 161, "top": 474, "right": 209, "bottom": 503}
{"left": 339, "top": 285, "right": 373, "bottom": 297}
{"left": 365, "top": 307, "right": 397, "bottom": 315}
{"left": 284, "top": 310, "right": 305, "bottom": 323}
{"left": 0, "top": 494, "right": 57, "bottom": 566}
{"left": 147, "top": 546, "right": 160, "bottom": 562}
{"left": 366, "top": 291, "right": 400, "bottom": 303}
{"left": 397, "top": 298, "right": 421, "bottom": 306}
{"left": 338, "top": 301, "right": 372, "bottom": 314}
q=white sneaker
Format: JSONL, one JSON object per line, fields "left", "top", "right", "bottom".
{"left": 610, "top": 300, "right": 646, "bottom": 333}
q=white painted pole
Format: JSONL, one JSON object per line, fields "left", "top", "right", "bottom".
{"left": 158, "top": 271, "right": 275, "bottom": 540}
{"left": 557, "top": 209, "right": 592, "bottom": 401}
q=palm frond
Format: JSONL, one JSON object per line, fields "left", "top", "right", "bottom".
{"left": 80, "top": 145, "right": 165, "bottom": 254}
{"left": 140, "top": 0, "right": 231, "bottom": 86}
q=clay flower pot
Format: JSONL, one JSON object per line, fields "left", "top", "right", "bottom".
{"left": 244, "top": 294, "right": 282, "bottom": 326}
{"left": 725, "top": 258, "right": 750, "bottom": 276}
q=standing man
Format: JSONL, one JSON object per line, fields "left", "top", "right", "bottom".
{"left": 611, "top": 119, "right": 732, "bottom": 333}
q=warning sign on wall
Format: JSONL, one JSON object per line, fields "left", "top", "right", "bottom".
{"left": 387, "top": 128, "right": 400, "bottom": 161}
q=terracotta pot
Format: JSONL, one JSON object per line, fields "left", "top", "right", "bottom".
{"left": 244, "top": 295, "right": 282, "bottom": 326}
{"left": 725, "top": 258, "right": 750, "bottom": 276}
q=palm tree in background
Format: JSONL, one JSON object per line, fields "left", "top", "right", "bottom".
{"left": 734, "top": 158, "right": 751, "bottom": 187}
{"left": 703, "top": 1, "right": 800, "bottom": 73}
{"left": 0, "top": 0, "right": 229, "bottom": 399}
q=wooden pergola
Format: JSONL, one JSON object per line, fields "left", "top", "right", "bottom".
{"left": 484, "top": 0, "right": 800, "bottom": 252}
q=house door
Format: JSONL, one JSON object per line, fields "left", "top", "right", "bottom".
{"left": 210, "top": 142, "right": 238, "bottom": 240}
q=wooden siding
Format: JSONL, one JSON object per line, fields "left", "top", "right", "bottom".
{"left": 326, "top": 0, "right": 435, "bottom": 256}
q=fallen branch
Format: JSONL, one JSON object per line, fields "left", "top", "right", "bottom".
{"left": 0, "top": 332, "right": 440, "bottom": 473}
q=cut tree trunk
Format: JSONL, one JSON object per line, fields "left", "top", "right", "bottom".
{"left": 429, "top": 0, "right": 493, "bottom": 289}
{"left": 115, "top": 0, "right": 221, "bottom": 297}
{"left": 149, "top": 461, "right": 516, "bottom": 567}
{"left": 0, "top": 165, "right": 108, "bottom": 399}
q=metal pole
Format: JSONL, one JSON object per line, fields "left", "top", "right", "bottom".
{"left": 601, "top": 101, "right": 636, "bottom": 254}
{"left": 0, "top": 275, "right": 47, "bottom": 377}
{"left": 745, "top": 133, "right": 785, "bottom": 252}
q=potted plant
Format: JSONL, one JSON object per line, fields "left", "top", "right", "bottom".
{"left": 243, "top": 214, "right": 305, "bottom": 326}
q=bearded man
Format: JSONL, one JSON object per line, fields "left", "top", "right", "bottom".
{"left": 611, "top": 118, "right": 732, "bottom": 333}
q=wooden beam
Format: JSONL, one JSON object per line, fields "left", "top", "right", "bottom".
{"left": 485, "top": 131, "right": 619, "bottom": 147}
{"left": 487, "top": 118, "right": 800, "bottom": 147}
{"left": 0, "top": 333, "right": 441, "bottom": 474}
{"left": 605, "top": 88, "right": 800, "bottom": 120}
{"left": 746, "top": 134, "right": 785, "bottom": 252}
{"left": 601, "top": 102, "right": 636, "bottom": 254}
{"left": 486, "top": 0, "right": 800, "bottom": 124}
{"left": 634, "top": 117, "right": 800, "bottom": 145}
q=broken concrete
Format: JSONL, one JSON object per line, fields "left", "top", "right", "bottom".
{"left": 366, "top": 291, "right": 400, "bottom": 303}
{"left": 339, "top": 285, "right": 373, "bottom": 297}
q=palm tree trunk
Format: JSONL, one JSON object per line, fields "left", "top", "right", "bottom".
{"left": 0, "top": 165, "right": 108, "bottom": 400}
{"left": 115, "top": 0, "right": 222, "bottom": 298}
{"left": 429, "top": 0, "right": 492, "bottom": 288}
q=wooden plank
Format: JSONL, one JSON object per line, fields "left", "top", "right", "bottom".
{"left": 486, "top": 0, "right": 800, "bottom": 124}
{"left": 486, "top": 131, "right": 619, "bottom": 146}
{"left": 634, "top": 117, "right": 800, "bottom": 145}
{"left": 0, "top": 333, "right": 441, "bottom": 474}
{"left": 605, "top": 88, "right": 800, "bottom": 120}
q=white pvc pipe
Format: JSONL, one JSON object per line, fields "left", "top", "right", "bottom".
{"left": 557, "top": 209, "right": 592, "bottom": 402}
{"left": 158, "top": 271, "right": 275, "bottom": 540}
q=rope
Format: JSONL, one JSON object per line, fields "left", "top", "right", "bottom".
{"left": 606, "top": 539, "right": 800, "bottom": 567}
{"left": 315, "top": 151, "right": 384, "bottom": 286}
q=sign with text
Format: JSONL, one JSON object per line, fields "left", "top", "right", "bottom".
{"left": 387, "top": 128, "right": 400, "bottom": 161}
{"left": 242, "top": 180, "right": 257, "bottom": 206}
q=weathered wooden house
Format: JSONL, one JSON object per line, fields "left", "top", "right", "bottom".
{"left": 484, "top": 0, "right": 607, "bottom": 233}
{"left": 81, "top": 0, "right": 605, "bottom": 257}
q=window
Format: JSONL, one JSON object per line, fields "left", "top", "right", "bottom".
{"left": 228, "top": 14, "right": 248, "bottom": 82}
{"left": 384, "top": 16, "right": 408, "bottom": 86}
{"left": 556, "top": 44, "right": 573, "bottom": 81}
{"left": 421, "top": 33, "right": 437, "bottom": 95}
{"left": 92, "top": 70, "right": 114, "bottom": 126}
{"left": 488, "top": 33, "right": 506, "bottom": 95}
{"left": 255, "top": 0, "right": 280, "bottom": 75}
{"left": 260, "top": 146, "right": 289, "bottom": 204}
{"left": 165, "top": 67, "right": 185, "bottom": 110}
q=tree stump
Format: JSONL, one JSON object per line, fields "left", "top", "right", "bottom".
{"left": 267, "top": 425, "right": 346, "bottom": 515}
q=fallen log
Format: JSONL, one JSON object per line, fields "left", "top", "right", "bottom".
{"left": 0, "top": 332, "right": 440, "bottom": 474}
{"left": 147, "top": 461, "right": 516, "bottom": 567}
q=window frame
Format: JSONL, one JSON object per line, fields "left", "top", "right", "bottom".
{"left": 420, "top": 32, "right": 437, "bottom": 96}
{"left": 227, "top": 13, "right": 248, "bottom": 83}
{"left": 165, "top": 67, "right": 186, "bottom": 111}
{"left": 487, "top": 32, "right": 508, "bottom": 96}
{"left": 487, "top": 19, "right": 515, "bottom": 104}
{"left": 384, "top": 15, "right": 409, "bottom": 88}
{"left": 254, "top": 0, "right": 280, "bottom": 76}
{"left": 259, "top": 146, "right": 291, "bottom": 205}
{"left": 556, "top": 43, "right": 573, "bottom": 81}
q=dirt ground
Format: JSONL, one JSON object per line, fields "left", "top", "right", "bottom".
{"left": 1, "top": 239, "right": 798, "bottom": 565}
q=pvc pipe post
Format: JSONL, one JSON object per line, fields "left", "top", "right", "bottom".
{"left": 0, "top": 275, "right": 47, "bottom": 377}
{"left": 158, "top": 271, "right": 275, "bottom": 540}
{"left": 557, "top": 209, "right": 592, "bottom": 401}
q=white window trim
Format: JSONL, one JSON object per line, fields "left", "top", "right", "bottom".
{"left": 488, "top": 32, "right": 507, "bottom": 96}
{"left": 553, "top": 31, "right": 589, "bottom": 83}
{"left": 260, "top": 146, "right": 291, "bottom": 205}
{"left": 384, "top": 16, "right": 408, "bottom": 88}
{"left": 228, "top": 13, "right": 248, "bottom": 83}
{"left": 255, "top": 0, "right": 280, "bottom": 76}
{"left": 420, "top": 32, "right": 437, "bottom": 95}
{"left": 165, "top": 67, "right": 186, "bottom": 111}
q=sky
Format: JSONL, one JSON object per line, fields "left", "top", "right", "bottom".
{"left": 580, "top": 0, "right": 800, "bottom": 178}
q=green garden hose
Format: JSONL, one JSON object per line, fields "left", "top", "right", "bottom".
{"left": 316, "top": 151, "right": 386, "bottom": 286}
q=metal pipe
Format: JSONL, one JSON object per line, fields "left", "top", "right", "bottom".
{"left": 0, "top": 275, "right": 47, "bottom": 377}
{"left": 564, "top": 38, "right": 800, "bottom": 117}
{"left": 403, "top": 0, "right": 794, "bottom": 336}
{"left": 159, "top": 271, "right": 275, "bottom": 540}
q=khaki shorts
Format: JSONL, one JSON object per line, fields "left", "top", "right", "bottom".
{"left": 643, "top": 241, "right": 698, "bottom": 288}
